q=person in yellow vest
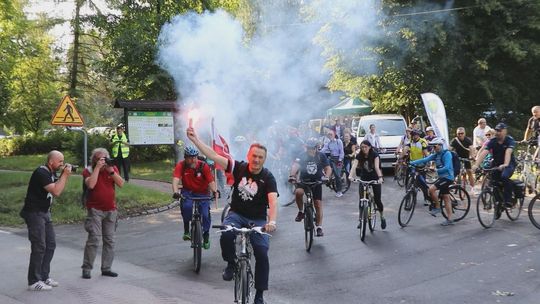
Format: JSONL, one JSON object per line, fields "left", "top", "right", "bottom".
{"left": 111, "top": 123, "right": 130, "bottom": 181}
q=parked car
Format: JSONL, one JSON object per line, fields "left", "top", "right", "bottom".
{"left": 355, "top": 114, "right": 407, "bottom": 168}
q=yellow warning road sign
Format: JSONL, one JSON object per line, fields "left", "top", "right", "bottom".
{"left": 51, "top": 95, "right": 84, "bottom": 126}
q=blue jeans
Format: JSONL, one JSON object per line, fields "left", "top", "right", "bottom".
{"left": 492, "top": 164, "right": 516, "bottom": 203}
{"left": 221, "top": 211, "right": 270, "bottom": 291}
{"left": 181, "top": 190, "right": 211, "bottom": 233}
{"left": 329, "top": 158, "right": 342, "bottom": 192}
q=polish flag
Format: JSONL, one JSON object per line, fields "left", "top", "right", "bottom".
{"left": 211, "top": 118, "right": 234, "bottom": 185}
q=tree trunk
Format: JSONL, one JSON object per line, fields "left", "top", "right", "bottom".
{"left": 69, "top": 0, "right": 83, "bottom": 98}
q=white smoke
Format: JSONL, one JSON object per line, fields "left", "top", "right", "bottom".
{"left": 156, "top": 1, "right": 383, "bottom": 146}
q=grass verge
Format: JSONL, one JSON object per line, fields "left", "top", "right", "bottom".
{"left": 0, "top": 154, "right": 175, "bottom": 182}
{"left": 0, "top": 171, "right": 171, "bottom": 227}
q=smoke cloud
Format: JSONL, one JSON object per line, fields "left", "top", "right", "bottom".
{"left": 157, "top": 1, "right": 383, "bottom": 147}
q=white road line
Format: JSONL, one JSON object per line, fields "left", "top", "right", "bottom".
{"left": 0, "top": 230, "right": 12, "bottom": 234}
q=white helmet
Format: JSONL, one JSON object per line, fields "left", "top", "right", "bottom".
{"left": 426, "top": 126, "right": 434, "bottom": 132}
{"left": 429, "top": 137, "right": 445, "bottom": 146}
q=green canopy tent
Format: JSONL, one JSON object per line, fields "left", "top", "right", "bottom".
{"left": 326, "top": 97, "right": 372, "bottom": 117}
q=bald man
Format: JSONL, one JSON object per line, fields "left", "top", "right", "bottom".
{"left": 20, "top": 150, "right": 72, "bottom": 291}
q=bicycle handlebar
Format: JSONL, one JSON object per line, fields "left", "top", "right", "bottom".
{"left": 352, "top": 179, "right": 380, "bottom": 185}
{"left": 212, "top": 225, "right": 272, "bottom": 236}
{"left": 177, "top": 195, "right": 215, "bottom": 201}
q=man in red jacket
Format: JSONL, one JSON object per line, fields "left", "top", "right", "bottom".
{"left": 81, "top": 148, "right": 124, "bottom": 279}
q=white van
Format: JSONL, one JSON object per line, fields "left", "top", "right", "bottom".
{"left": 355, "top": 114, "right": 407, "bottom": 168}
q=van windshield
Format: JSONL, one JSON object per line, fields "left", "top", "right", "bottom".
{"left": 358, "top": 119, "right": 406, "bottom": 137}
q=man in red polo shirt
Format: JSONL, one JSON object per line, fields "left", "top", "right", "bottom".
{"left": 172, "top": 146, "right": 217, "bottom": 249}
{"left": 81, "top": 148, "right": 124, "bottom": 279}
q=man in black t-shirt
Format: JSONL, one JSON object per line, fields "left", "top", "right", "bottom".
{"left": 450, "top": 127, "right": 475, "bottom": 191}
{"left": 475, "top": 123, "right": 517, "bottom": 208}
{"left": 20, "top": 150, "right": 72, "bottom": 291}
{"left": 187, "top": 126, "right": 277, "bottom": 304}
{"left": 289, "top": 138, "right": 331, "bottom": 237}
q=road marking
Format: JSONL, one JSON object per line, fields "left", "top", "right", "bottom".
{"left": 0, "top": 230, "right": 12, "bottom": 234}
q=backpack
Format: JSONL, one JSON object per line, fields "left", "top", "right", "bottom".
{"left": 181, "top": 160, "right": 205, "bottom": 178}
{"left": 444, "top": 150, "right": 461, "bottom": 178}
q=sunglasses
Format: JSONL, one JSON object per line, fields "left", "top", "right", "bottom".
{"left": 457, "top": 133, "right": 464, "bottom": 135}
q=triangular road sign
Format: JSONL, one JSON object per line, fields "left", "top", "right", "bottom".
{"left": 51, "top": 95, "right": 84, "bottom": 126}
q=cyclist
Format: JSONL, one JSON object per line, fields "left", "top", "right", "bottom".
{"left": 186, "top": 126, "right": 278, "bottom": 304}
{"left": 350, "top": 140, "right": 386, "bottom": 229}
{"left": 289, "top": 138, "right": 332, "bottom": 237}
{"left": 450, "top": 127, "right": 475, "bottom": 193}
{"left": 343, "top": 133, "right": 357, "bottom": 176}
{"left": 425, "top": 126, "right": 436, "bottom": 142}
{"left": 407, "top": 129, "right": 430, "bottom": 201}
{"left": 522, "top": 105, "right": 540, "bottom": 160}
{"left": 320, "top": 130, "right": 345, "bottom": 197}
{"left": 410, "top": 138, "right": 455, "bottom": 226}
{"left": 475, "top": 123, "right": 517, "bottom": 209}
{"left": 172, "top": 146, "right": 218, "bottom": 250}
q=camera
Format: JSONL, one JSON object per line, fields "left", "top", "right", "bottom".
{"left": 104, "top": 157, "right": 115, "bottom": 166}
{"left": 63, "top": 164, "right": 78, "bottom": 172}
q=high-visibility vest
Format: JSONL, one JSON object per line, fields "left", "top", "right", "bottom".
{"left": 111, "top": 133, "right": 129, "bottom": 158}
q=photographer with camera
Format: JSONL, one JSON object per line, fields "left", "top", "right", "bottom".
{"left": 20, "top": 150, "right": 73, "bottom": 291}
{"left": 81, "top": 148, "right": 124, "bottom": 279}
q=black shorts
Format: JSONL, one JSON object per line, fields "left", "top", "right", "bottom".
{"left": 463, "top": 160, "right": 472, "bottom": 170}
{"left": 297, "top": 183, "right": 323, "bottom": 201}
{"left": 433, "top": 178, "right": 452, "bottom": 195}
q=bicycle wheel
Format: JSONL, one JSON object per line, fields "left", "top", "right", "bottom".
{"left": 528, "top": 194, "right": 540, "bottom": 229}
{"left": 239, "top": 260, "right": 250, "bottom": 304}
{"left": 360, "top": 205, "right": 368, "bottom": 242}
{"left": 441, "top": 185, "right": 470, "bottom": 222}
{"left": 396, "top": 165, "right": 406, "bottom": 187}
{"left": 398, "top": 192, "right": 416, "bottom": 227}
{"left": 234, "top": 264, "right": 241, "bottom": 303}
{"left": 477, "top": 190, "right": 496, "bottom": 228}
{"left": 368, "top": 200, "right": 377, "bottom": 232}
{"left": 304, "top": 205, "right": 314, "bottom": 252}
{"left": 341, "top": 171, "right": 351, "bottom": 194}
{"left": 191, "top": 221, "right": 202, "bottom": 273}
{"left": 506, "top": 197, "right": 524, "bottom": 221}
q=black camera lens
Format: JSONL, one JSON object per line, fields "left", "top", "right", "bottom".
{"left": 105, "top": 158, "right": 115, "bottom": 166}
{"left": 71, "top": 165, "right": 78, "bottom": 172}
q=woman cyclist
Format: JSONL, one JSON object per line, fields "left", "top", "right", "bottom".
{"left": 350, "top": 140, "right": 386, "bottom": 229}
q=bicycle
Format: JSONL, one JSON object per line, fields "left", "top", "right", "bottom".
{"left": 291, "top": 179, "right": 324, "bottom": 251}
{"left": 476, "top": 167, "right": 525, "bottom": 228}
{"left": 454, "top": 157, "right": 474, "bottom": 199}
{"left": 326, "top": 156, "right": 351, "bottom": 194}
{"left": 213, "top": 225, "right": 271, "bottom": 304}
{"left": 179, "top": 194, "right": 214, "bottom": 273}
{"left": 515, "top": 142, "right": 540, "bottom": 195}
{"left": 527, "top": 192, "right": 540, "bottom": 230}
{"left": 398, "top": 166, "right": 471, "bottom": 227}
{"left": 394, "top": 153, "right": 409, "bottom": 187}
{"left": 355, "top": 179, "right": 380, "bottom": 242}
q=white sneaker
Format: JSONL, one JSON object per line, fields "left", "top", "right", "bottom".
{"left": 335, "top": 192, "right": 343, "bottom": 198}
{"left": 28, "top": 281, "right": 52, "bottom": 291}
{"left": 44, "top": 278, "right": 59, "bottom": 287}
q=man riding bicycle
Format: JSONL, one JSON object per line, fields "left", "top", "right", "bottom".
{"left": 186, "top": 126, "right": 278, "bottom": 304}
{"left": 475, "top": 123, "right": 517, "bottom": 209}
{"left": 320, "top": 130, "right": 345, "bottom": 197}
{"left": 522, "top": 105, "right": 540, "bottom": 160}
{"left": 289, "top": 138, "right": 332, "bottom": 237}
{"left": 410, "top": 138, "right": 455, "bottom": 226}
{"left": 450, "top": 127, "right": 476, "bottom": 193}
{"left": 172, "top": 146, "right": 218, "bottom": 249}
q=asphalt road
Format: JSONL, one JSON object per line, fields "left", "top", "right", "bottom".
{"left": 4, "top": 178, "right": 540, "bottom": 304}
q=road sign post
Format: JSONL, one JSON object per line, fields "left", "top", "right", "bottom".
{"left": 51, "top": 95, "right": 87, "bottom": 167}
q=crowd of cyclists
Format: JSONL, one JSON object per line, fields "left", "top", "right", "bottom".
{"left": 170, "top": 106, "right": 540, "bottom": 304}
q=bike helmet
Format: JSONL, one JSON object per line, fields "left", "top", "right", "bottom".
{"left": 184, "top": 146, "right": 199, "bottom": 157}
{"left": 429, "top": 137, "right": 445, "bottom": 146}
{"left": 306, "top": 138, "right": 319, "bottom": 148}
{"left": 426, "top": 126, "right": 434, "bottom": 132}
{"left": 117, "top": 123, "right": 125, "bottom": 130}
{"left": 410, "top": 129, "right": 420, "bottom": 136}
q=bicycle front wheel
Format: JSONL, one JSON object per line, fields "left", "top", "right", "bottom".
{"left": 528, "top": 194, "right": 540, "bottom": 229}
{"left": 368, "top": 201, "right": 377, "bottom": 232}
{"left": 477, "top": 190, "right": 496, "bottom": 228}
{"left": 506, "top": 197, "right": 524, "bottom": 221}
{"left": 239, "top": 260, "right": 251, "bottom": 304}
{"left": 192, "top": 221, "right": 202, "bottom": 273}
{"left": 304, "top": 205, "right": 314, "bottom": 252}
{"left": 221, "top": 203, "right": 231, "bottom": 223}
{"left": 341, "top": 171, "right": 351, "bottom": 194}
{"left": 360, "top": 205, "right": 368, "bottom": 242}
{"left": 396, "top": 165, "right": 406, "bottom": 187}
{"left": 398, "top": 192, "right": 416, "bottom": 227}
{"left": 442, "top": 185, "right": 471, "bottom": 222}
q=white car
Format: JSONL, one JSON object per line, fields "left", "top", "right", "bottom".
{"left": 355, "top": 114, "right": 407, "bottom": 168}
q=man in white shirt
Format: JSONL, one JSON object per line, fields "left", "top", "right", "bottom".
{"left": 473, "top": 118, "right": 491, "bottom": 151}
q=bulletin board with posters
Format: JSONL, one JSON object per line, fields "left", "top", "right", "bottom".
{"left": 127, "top": 111, "right": 174, "bottom": 145}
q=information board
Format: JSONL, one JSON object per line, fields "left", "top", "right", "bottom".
{"left": 127, "top": 111, "right": 174, "bottom": 145}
